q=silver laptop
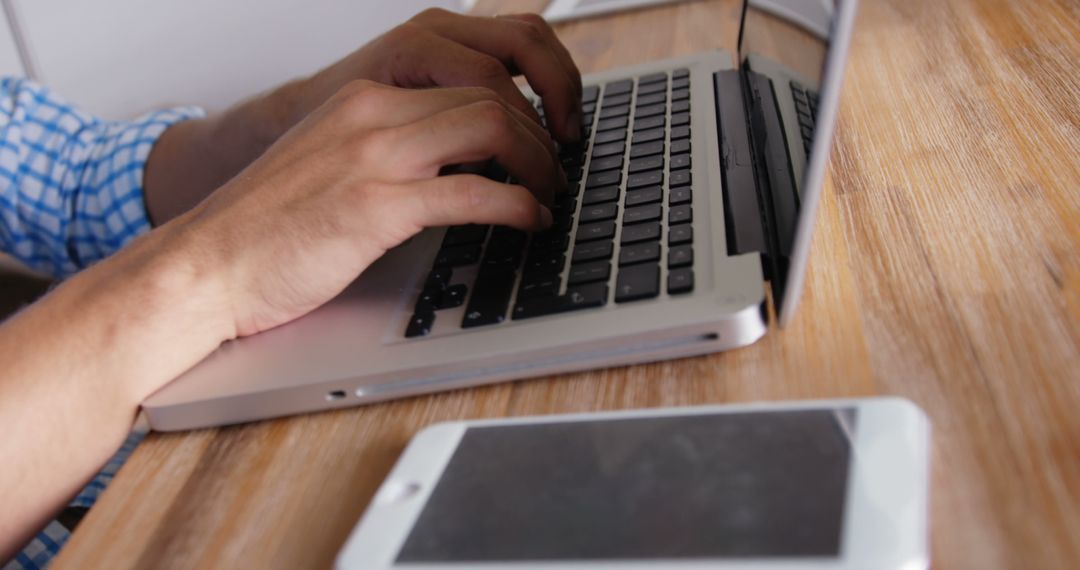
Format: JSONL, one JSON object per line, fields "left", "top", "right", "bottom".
{"left": 143, "top": 0, "right": 860, "bottom": 431}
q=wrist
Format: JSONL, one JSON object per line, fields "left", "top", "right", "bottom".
{"left": 62, "top": 221, "right": 238, "bottom": 400}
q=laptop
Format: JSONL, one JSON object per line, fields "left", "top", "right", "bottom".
{"left": 143, "top": 0, "right": 860, "bottom": 431}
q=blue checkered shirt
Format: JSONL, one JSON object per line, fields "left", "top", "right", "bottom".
{"left": 0, "top": 77, "right": 203, "bottom": 569}
{"left": 0, "top": 77, "right": 203, "bottom": 277}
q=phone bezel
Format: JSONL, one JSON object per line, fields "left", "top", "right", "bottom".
{"left": 336, "top": 397, "right": 930, "bottom": 570}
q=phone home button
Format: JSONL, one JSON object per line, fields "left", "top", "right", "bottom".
{"left": 374, "top": 480, "right": 422, "bottom": 505}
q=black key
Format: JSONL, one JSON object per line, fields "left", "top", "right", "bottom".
{"left": 437, "top": 284, "right": 468, "bottom": 309}
{"left": 670, "top": 125, "right": 691, "bottom": 140}
{"left": 671, "top": 88, "right": 690, "bottom": 102}
{"left": 484, "top": 162, "right": 509, "bottom": 182}
{"left": 524, "top": 252, "right": 566, "bottom": 276}
{"left": 623, "top": 203, "right": 662, "bottom": 224}
{"left": 639, "top": 72, "right": 667, "bottom": 85}
{"left": 633, "top": 115, "right": 666, "bottom": 131}
{"left": 583, "top": 101, "right": 597, "bottom": 114}
{"left": 580, "top": 202, "right": 619, "bottom": 223}
{"left": 583, "top": 85, "right": 600, "bottom": 103}
{"left": 551, "top": 210, "right": 574, "bottom": 231}
{"left": 630, "top": 140, "right": 664, "bottom": 158}
{"left": 529, "top": 231, "right": 570, "bottom": 253}
{"left": 625, "top": 186, "right": 663, "bottom": 207}
{"left": 605, "top": 79, "right": 633, "bottom": 95}
{"left": 582, "top": 113, "right": 594, "bottom": 126}
{"left": 425, "top": 268, "right": 452, "bottom": 291}
{"left": 572, "top": 239, "right": 614, "bottom": 262}
{"left": 795, "top": 99, "right": 811, "bottom": 117}
{"left": 628, "top": 155, "right": 664, "bottom": 173}
{"left": 669, "top": 153, "right": 691, "bottom": 170}
{"left": 669, "top": 169, "right": 692, "bottom": 187}
{"left": 668, "top": 245, "right": 693, "bottom": 268}
{"left": 615, "top": 263, "right": 660, "bottom": 302}
{"left": 594, "top": 129, "right": 626, "bottom": 145}
{"left": 588, "top": 154, "right": 623, "bottom": 174}
{"left": 635, "top": 92, "right": 667, "bottom": 107}
{"left": 668, "top": 268, "right": 694, "bottom": 294}
{"left": 670, "top": 112, "right": 690, "bottom": 126}
{"left": 442, "top": 225, "right": 488, "bottom": 247}
{"left": 583, "top": 185, "right": 620, "bottom": 205}
{"left": 561, "top": 151, "right": 584, "bottom": 167}
{"left": 405, "top": 311, "right": 434, "bottom": 338}
{"left": 461, "top": 267, "right": 516, "bottom": 328}
{"left": 672, "top": 99, "right": 690, "bottom": 113}
{"left": 632, "top": 127, "right": 665, "bottom": 144}
{"left": 513, "top": 282, "right": 607, "bottom": 320}
{"left": 672, "top": 77, "right": 690, "bottom": 89}
{"left": 518, "top": 275, "right": 560, "bottom": 300}
{"left": 671, "top": 139, "right": 691, "bottom": 154}
{"left": 635, "top": 103, "right": 666, "bottom": 118}
{"left": 599, "top": 104, "right": 630, "bottom": 119}
{"left": 567, "top": 260, "right": 611, "bottom": 285}
{"left": 415, "top": 287, "right": 441, "bottom": 313}
{"left": 619, "top": 241, "right": 660, "bottom": 265}
{"left": 591, "top": 140, "right": 626, "bottom": 159}
{"left": 596, "top": 116, "right": 629, "bottom": 132}
{"left": 637, "top": 81, "right": 668, "bottom": 95}
{"left": 603, "top": 92, "right": 632, "bottom": 107}
{"left": 434, "top": 244, "right": 481, "bottom": 267}
{"left": 575, "top": 221, "right": 616, "bottom": 242}
{"left": 620, "top": 222, "right": 661, "bottom": 244}
{"left": 673, "top": 68, "right": 690, "bottom": 79}
{"left": 669, "top": 186, "right": 692, "bottom": 205}
{"left": 586, "top": 170, "right": 621, "bottom": 188}
{"left": 553, "top": 193, "right": 577, "bottom": 212}
{"left": 798, "top": 112, "right": 814, "bottom": 129}
{"left": 566, "top": 180, "right": 582, "bottom": 197}
{"left": 668, "top": 224, "right": 693, "bottom": 245}
{"left": 669, "top": 204, "right": 693, "bottom": 224}
{"left": 801, "top": 125, "right": 814, "bottom": 139}
{"left": 483, "top": 231, "right": 527, "bottom": 267}
{"left": 628, "top": 170, "right": 663, "bottom": 189}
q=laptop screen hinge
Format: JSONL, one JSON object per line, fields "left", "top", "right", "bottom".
{"left": 714, "top": 64, "right": 799, "bottom": 299}
{"left": 713, "top": 70, "right": 767, "bottom": 264}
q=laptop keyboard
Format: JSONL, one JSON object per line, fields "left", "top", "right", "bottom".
{"left": 790, "top": 81, "right": 819, "bottom": 157}
{"left": 405, "top": 69, "right": 696, "bottom": 338}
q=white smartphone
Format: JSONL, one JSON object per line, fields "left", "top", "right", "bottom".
{"left": 336, "top": 398, "right": 930, "bottom": 570}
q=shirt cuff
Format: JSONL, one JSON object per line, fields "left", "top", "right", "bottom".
{"left": 68, "top": 105, "right": 206, "bottom": 275}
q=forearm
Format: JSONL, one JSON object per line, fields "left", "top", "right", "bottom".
{"left": 0, "top": 219, "right": 233, "bottom": 558}
{"left": 142, "top": 80, "right": 306, "bottom": 225}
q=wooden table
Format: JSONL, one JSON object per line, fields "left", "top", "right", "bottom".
{"left": 53, "top": 0, "right": 1080, "bottom": 567}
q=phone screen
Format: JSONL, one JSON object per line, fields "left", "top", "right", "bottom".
{"left": 395, "top": 408, "right": 857, "bottom": 562}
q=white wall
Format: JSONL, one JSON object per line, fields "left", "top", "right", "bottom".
{"left": 12, "top": 0, "right": 464, "bottom": 119}
{"left": 0, "top": 5, "right": 22, "bottom": 76}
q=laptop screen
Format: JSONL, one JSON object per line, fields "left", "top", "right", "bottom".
{"left": 737, "top": 0, "right": 858, "bottom": 325}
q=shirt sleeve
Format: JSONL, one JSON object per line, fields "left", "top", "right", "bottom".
{"left": 0, "top": 77, "right": 205, "bottom": 278}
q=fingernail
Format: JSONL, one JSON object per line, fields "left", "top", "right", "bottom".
{"left": 539, "top": 205, "right": 553, "bottom": 228}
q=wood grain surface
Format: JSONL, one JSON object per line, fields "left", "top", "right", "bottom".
{"left": 52, "top": 0, "right": 1080, "bottom": 568}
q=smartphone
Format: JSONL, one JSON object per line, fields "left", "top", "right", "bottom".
{"left": 336, "top": 398, "right": 930, "bottom": 570}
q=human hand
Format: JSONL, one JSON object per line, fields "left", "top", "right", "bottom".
{"left": 290, "top": 9, "right": 583, "bottom": 144}
{"left": 165, "top": 81, "right": 561, "bottom": 337}
{"left": 142, "top": 9, "right": 581, "bottom": 225}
